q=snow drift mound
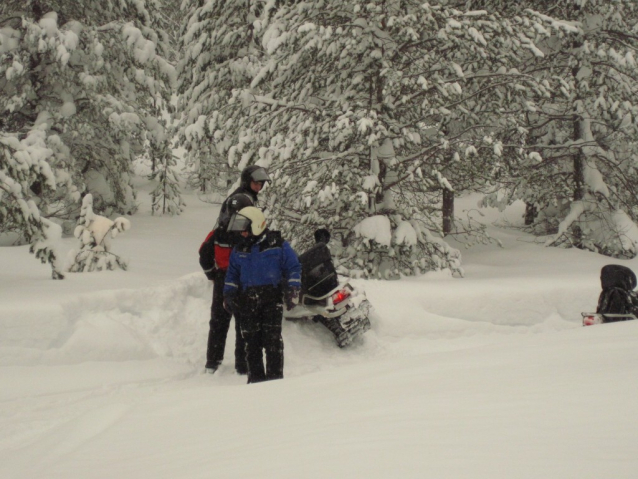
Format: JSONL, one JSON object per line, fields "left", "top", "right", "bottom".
{"left": 1, "top": 264, "right": 594, "bottom": 371}
{"left": 0, "top": 273, "right": 211, "bottom": 367}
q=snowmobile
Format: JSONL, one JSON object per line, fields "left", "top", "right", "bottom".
{"left": 581, "top": 264, "right": 638, "bottom": 326}
{"left": 284, "top": 240, "right": 373, "bottom": 347}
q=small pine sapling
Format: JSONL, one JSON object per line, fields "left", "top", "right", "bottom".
{"left": 67, "top": 194, "right": 131, "bottom": 272}
{"left": 150, "top": 148, "right": 185, "bottom": 216}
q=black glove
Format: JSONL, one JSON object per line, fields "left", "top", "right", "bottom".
{"left": 223, "top": 295, "right": 237, "bottom": 314}
{"left": 204, "top": 266, "right": 217, "bottom": 281}
{"left": 285, "top": 287, "right": 300, "bottom": 311}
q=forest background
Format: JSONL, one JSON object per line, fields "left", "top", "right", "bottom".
{"left": 2, "top": 0, "right": 638, "bottom": 279}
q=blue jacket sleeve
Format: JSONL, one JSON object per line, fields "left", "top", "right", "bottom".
{"left": 223, "top": 250, "right": 240, "bottom": 297}
{"left": 281, "top": 241, "right": 302, "bottom": 290}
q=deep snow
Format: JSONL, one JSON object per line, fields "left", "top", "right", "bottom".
{"left": 1, "top": 187, "right": 637, "bottom": 479}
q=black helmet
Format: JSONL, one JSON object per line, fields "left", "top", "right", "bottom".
{"left": 240, "top": 165, "right": 271, "bottom": 188}
{"left": 216, "top": 192, "right": 254, "bottom": 230}
{"left": 314, "top": 228, "right": 331, "bottom": 244}
{"left": 226, "top": 192, "right": 254, "bottom": 215}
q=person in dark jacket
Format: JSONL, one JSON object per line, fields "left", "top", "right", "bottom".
{"left": 199, "top": 194, "right": 252, "bottom": 374}
{"left": 198, "top": 165, "right": 271, "bottom": 374}
{"left": 214, "top": 165, "right": 271, "bottom": 237}
{"left": 223, "top": 207, "right": 301, "bottom": 384}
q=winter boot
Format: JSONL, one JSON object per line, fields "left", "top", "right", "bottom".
{"left": 205, "top": 360, "right": 220, "bottom": 374}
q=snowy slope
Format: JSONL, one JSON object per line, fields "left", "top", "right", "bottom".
{"left": 1, "top": 192, "right": 638, "bottom": 479}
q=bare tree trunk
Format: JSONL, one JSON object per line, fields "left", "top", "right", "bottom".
{"left": 442, "top": 188, "right": 454, "bottom": 236}
{"left": 569, "top": 24, "right": 586, "bottom": 245}
{"left": 524, "top": 203, "right": 537, "bottom": 226}
{"left": 572, "top": 117, "right": 585, "bottom": 246}
{"left": 573, "top": 119, "right": 585, "bottom": 201}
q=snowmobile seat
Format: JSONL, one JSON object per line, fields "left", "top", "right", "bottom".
{"left": 298, "top": 242, "right": 339, "bottom": 300}
{"left": 596, "top": 264, "right": 638, "bottom": 322}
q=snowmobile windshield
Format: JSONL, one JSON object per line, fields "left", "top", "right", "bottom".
{"left": 249, "top": 167, "right": 270, "bottom": 183}
{"left": 227, "top": 214, "right": 251, "bottom": 233}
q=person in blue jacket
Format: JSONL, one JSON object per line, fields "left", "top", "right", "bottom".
{"left": 223, "top": 207, "right": 301, "bottom": 384}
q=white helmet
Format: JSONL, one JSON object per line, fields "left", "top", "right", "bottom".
{"left": 227, "top": 206, "right": 267, "bottom": 236}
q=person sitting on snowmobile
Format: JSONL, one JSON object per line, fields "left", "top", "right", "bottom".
{"left": 297, "top": 228, "right": 339, "bottom": 302}
{"left": 595, "top": 264, "right": 638, "bottom": 321}
{"left": 294, "top": 229, "right": 372, "bottom": 347}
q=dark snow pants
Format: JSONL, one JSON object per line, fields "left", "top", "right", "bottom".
{"left": 239, "top": 288, "right": 284, "bottom": 384}
{"left": 207, "top": 269, "right": 247, "bottom": 373}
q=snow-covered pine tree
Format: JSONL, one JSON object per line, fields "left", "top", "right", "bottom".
{"left": 157, "top": 0, "right": 184, "bottom": 62}
{"left": 67, "top": 193, "right": 131, "bottom": 272}
{"left": 0, "top": 128, "right": 65, "bottom": 279}
{"left": 0, "top": 0, "right": 175, "bottom": 276}
{"left": 213, "top": 1, "right": 554, "bottom": 278}
{"left": 473, "top": 0, "right": 638, "bottom": 258}
{"left": 150, "top": 143, "right": 185, "bottom": 215}
{"left": 177, "top": 0, "right": 264, "bottom": 196}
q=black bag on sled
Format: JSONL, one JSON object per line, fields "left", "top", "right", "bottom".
{"left": 596, "top": 264, "right": 638, "bottom": 322}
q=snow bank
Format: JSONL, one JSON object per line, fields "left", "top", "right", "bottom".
{"left": 0, "top": 273, "right": 211, "bottom": 367}
{"left": 2, "top": 191, "right": 638, "bottom": 479}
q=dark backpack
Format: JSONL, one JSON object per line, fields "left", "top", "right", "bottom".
{"left": 596, "top": 264, "right": 638, "bottom": 320}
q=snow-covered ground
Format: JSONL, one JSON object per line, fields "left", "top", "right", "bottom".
{"left": 1, "top": 188, "right": 637, "bottom": 479}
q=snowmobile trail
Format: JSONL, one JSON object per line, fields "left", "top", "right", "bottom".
{"left": 2, "top": 217, "right": 638, "bottom": 478}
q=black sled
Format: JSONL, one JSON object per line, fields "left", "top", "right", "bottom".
{"left": 582, "top": 264, "right": 638, "bottom": 326}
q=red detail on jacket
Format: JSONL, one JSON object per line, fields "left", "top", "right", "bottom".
{"left": 199, "top": 230, "right": 232, "bottom": 271}
{"left": 214, "top": 243, "right": 232, "bottom": 270}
